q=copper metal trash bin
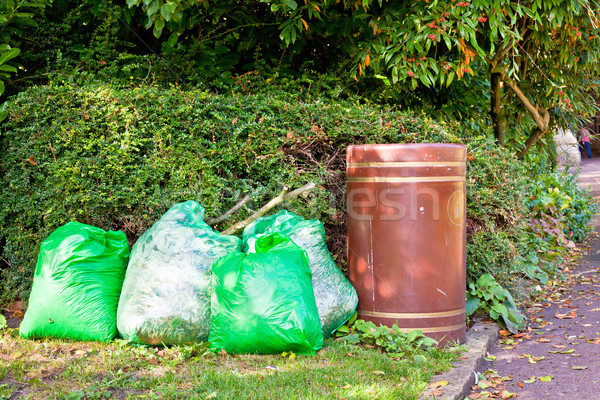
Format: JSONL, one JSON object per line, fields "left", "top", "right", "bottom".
{"left": 346, "top": 143, "right": 466, "bottom": 345}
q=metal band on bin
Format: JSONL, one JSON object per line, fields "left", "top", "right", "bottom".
{"left": 358, "top": 308, "right": 465, "bottom": 319}
{"left": 347, "top": 176, "right": 466, "bottom": 183}
{"left": 347, "top": 161, "right": 466, "bottom": 168}
{"left": 347, "top": 161, "right": 466, "bottom": 183}
{"left": 395, "top": 323, "right": 465, "bottom": 334}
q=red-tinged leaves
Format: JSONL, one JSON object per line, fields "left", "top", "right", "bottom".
{"left": 301, "top": 18, "right": 308, "bottom": 31}
{"left": 28, "top": 156, "right": 37, "bottom": 166}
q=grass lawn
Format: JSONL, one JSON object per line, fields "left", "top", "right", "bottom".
{"left": 0, "top": 329, "right": 463, "bottom": 400}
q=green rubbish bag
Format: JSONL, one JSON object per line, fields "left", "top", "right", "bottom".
{"left": 117, "top": 200, "right": 241, "bottom": 345}
{"left": 20, "top": 222, "right": 129, "bottom": 342}
{"left": 209, "top": 233, "right": 323, "bottom": 355}
{"left": 243, "top": 210, "right": 358, "bottom": 336}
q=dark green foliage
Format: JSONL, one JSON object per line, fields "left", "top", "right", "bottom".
{"left": 0, "top": 0, "right": 47, "bottom": 119}
{"left": 465, "top": 136, "right": 529, "bottom": 284}
{"left": 0, "top": 79, "right": 535, "bottom": 305}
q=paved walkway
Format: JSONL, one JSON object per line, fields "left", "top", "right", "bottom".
{"left": 465, "top": 157, "right": 600, "bottom": 399}
{"left": 578, "top": 157, "right": 600, "bottom": 196}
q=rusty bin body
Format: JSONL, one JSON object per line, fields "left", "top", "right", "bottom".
{"left": 346, "top": 143, "right": 466, "bottom": 345}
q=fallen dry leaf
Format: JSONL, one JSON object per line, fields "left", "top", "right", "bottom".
{"left": 430, "top": 380, "right": 449, "bottom": 389}
{"left": 555, "top": 311, "right": 577, "bottom": 319}
{"left": 500, "top": 390, "right": 515, "bottom": 399}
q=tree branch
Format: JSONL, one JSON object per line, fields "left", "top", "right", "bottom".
{"left": 498, "top": 69, "right": 548, "bottom": 131}
{"left": 516, "top": 117, "right": 550, "bottom": 159}
{"left": 496, "top": 68, "right": 552, "bottom": 158}
{"left": 206, "top": 195, "right": 251, "bottom": 225}
{"left": 221, "top": 183, "right": 316, "bottom": 235}
{"left": 487, "top": 17, "right": 531, "bottom": 72}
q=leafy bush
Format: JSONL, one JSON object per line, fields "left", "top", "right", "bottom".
{"left": 464, "top": 136, "right": 530, "bottom": 284}
{"left": 0, "top": 78, "right": 536, "bottom": 305}
{"left": 339, "top": 319, "right": 437, "bottom": 355}
{"left": 466, "top": 273, "right": 526, "bottom": 334}
{"left": 527, "top": 172, "right": 596, "bottom": 242}
{"left": 518, "top": 171, "right": 597, "bottom": 282}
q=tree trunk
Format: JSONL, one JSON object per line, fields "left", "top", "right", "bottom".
{"left": 490, "top": 72, "right": 505, "bottom": 146}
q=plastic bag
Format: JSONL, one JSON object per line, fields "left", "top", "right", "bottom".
{"left": 209, "top": 233, "right": 323, "bottom": 355}
{"left": 20, "top": 222, "right": 129, "bottom": 342}
{"left": 243, "top": 210, "right": 358, "bottom": 336}
{"left": 116, "top": 201, "right": 241, "bottom": 345}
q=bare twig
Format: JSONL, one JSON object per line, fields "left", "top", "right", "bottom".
{"left": 206, "top": 195, "right": 251, "bottom": 225}
{"left": 221, "top": 183, "right": 316, "bottom": 235}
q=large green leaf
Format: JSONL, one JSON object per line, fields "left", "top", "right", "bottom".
{"left": 0, "top": 48, "right": 20, "bottom": 66}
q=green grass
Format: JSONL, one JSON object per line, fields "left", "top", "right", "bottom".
{"left": 0, "top": 329, "right": 462, "bottom": 399}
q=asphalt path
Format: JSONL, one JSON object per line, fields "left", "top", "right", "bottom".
{"left": 466, "top": 157, "right": 600, "bottom": 400}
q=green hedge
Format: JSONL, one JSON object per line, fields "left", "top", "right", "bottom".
{"left": 0, "top": 82, "right": 528, "bottom": 304}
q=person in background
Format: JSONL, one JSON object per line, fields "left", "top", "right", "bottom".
{"left": 580, "top": 127, "right": 593, "bottom": 158}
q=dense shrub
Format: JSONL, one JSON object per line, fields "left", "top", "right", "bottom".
{"left": 527, "top": 172, "right": 596, "bottom": 242}
{"left": 0, "top": 80, "right": 531, "bottom": 304}
{"left": 464, "top": 136, "right": 529, "bottom": 284}
{"left": 519, "top": 171, "right": 597, "bottom": 282}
